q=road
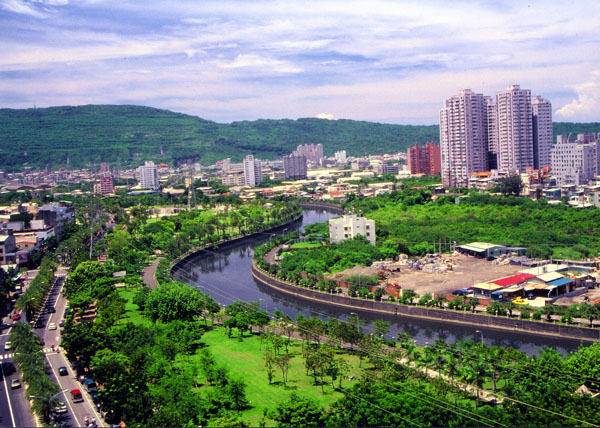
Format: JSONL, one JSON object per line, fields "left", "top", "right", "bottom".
{"left": 0, "top": 267, "right": 104, "bottom": 427}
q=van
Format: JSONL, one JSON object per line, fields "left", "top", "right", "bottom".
{"left": 84, "top": 378, "right": 98, "bottom": 393}
{"left": 70, "top": 389, "right": 83, "bottom": 403}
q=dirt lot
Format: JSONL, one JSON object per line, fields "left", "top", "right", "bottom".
{"left": 327, "top": 253, "right": 525, "bottom": 296}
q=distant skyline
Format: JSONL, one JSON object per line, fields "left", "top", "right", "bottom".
{"left": 1, "top": 0, "right": 599, "bottom": 125}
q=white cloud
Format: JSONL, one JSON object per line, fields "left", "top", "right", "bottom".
{"left": 0, "top": 0, "right": 47, "bottom": 17}
{"left": 218, "top": 54, "right": 301, "bottom": 73}
{"left": 315, "top": 113, "right": 335, "bottom": 120}
{"left": 555, "top": 72, "right": 600, "bottom": 121}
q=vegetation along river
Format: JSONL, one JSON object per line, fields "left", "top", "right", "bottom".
{"left": 173, "top": 208, "right": 590, "bottom": 355}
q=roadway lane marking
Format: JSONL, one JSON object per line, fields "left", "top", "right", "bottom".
{"left": 47, "top": 355, "right": 80, "bottom": 428}
{"left": 0, "top": 360, "right": 17, "bottom": 427}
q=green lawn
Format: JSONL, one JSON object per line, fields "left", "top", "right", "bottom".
{"left": 117, "top": 287, "right": 152, "bottom": 327}
{"left": 290, "top": 241, "right": 323, "bottom": 249}
{"left": 195, "top": 328, "right": 362, "bottom": 426}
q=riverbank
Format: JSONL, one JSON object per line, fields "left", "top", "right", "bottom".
{"left": 251, "top": 261, "right": 600, "bottom": 342}
{"left": 170, "top": 210, "right": 303, "bottom": 275}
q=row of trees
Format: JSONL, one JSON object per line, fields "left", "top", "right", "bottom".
{"left": 10, "top": 323, "right": 61, "bottom": 424}
{"left": 15, "top": 256, "right": 57, "bottom": 320}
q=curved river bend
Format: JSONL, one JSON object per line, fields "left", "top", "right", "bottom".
{"left": 173, "top": 208, "right": 590, "bottom": 355}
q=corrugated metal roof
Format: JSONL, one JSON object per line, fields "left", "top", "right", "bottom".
{"left": 473, "top": 283, "right": 503, "bottom": 291}
{"left": 458, "top": 242, "right": 503, "bottom": 252}
{"left": 537, "top": 271, "right": 565, "bottom": 283}
{"left": 547, "top": 277, "right": 574, "bottom": 287}
{"left": 492, "top": 273, "right": 536, "bottom": 287}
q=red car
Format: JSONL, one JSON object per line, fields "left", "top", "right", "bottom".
{"left": 11, "top": 313, "right": 21, "bottom": 321}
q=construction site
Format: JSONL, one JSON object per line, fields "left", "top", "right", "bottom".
{"left": 327, "top": 252, "right": 526, "bottom": 298}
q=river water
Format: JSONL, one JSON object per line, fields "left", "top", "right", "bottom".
{"left": 173, "top": 208, "right": 591, "bottom": 355}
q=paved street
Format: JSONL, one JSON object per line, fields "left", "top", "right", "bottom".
{"left": 0, "top": 267, "right": 103, "bottom": 427}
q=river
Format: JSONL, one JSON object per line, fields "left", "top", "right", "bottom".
{"left": 173, "top": 208, "right": 591, "bottom": 355}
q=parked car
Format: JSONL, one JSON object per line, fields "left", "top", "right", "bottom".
{"left": 11, "top": 379, "right": 21, "bottom": 389}
{"left": 11, "top": 313, "right": 20, "bottom": 321}
{"left": 48, "top": 322, "right": 57, "bottom": 330}
{"left": 47, "top": 306, "right": 56, "bottom": 313}
{"left": 4, "top": 341, "right": 11, "bottom": 351}
{"left": 84, "top": 378, "right": 98, "bottom": 393}
{"left": 70, "top": 389, "right": 83, "bottom": 403}
{"left": 59, "top": 320, "right": 65, "bottom": 327}
{"left": 52, "top": 400, "right": 67, "bottom": 414}
{"left": 58, "top": 366, "right": 68, "bottom": 376}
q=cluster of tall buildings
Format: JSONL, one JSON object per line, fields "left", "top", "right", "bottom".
{"left": 407, "top": 142, "right": 441, "bottom": 175}
{"left": 440, "top": 85, "right": 552, "bottom": 188}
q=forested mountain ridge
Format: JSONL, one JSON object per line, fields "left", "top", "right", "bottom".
{"left": 0, "top": 104, "right": 597, "bottom": 171}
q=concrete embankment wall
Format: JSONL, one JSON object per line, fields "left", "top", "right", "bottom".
{"left": 251, "top": 263, "right": 600, "bottom": 342}
{"left": 171, "top": 212, "right": 303, "bottom": 272}
{"left": 298, "top": 201, "right": 345, "bottom": 214}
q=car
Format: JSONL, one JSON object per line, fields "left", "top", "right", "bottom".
{"left": 59, "top": 320, "right": 65, "bottom": 327}
{"left": 58, "top": 366, "right": 68, "bottom": 376}
{"left": 52, "top": 400, "right": 67, "bottom": 414}
{"left": 451, "top": 288, "right": 470, "bottom": 296}
{"left": 70, "top": 389, "right": 83, "bottom": 403}
{"left": 47, "top": 306, "right": 56, "bottom": 313}
{"left": 11, "top": 379, "right": 21, "bottom": 389}
{"left": 4, "top": 341, "right": 11, "bottom": 351}
{"left": 48, "top": 322, "right": 57, "bottom": 330}
{"left": 11, "top": 313, "right": 20, "bottom": 321}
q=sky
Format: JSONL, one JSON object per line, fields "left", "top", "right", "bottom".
{"left": 0, "top": 0, "right": 599, "bottom": 125}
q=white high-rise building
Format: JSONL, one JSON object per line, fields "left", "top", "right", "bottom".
{"left": 137, "top": 161, "right": 159, "bottom": 190}
{"left": 486, "top": 96, "right": 499, "bottom": 169}
{"left": 334, "top": 150, "right": 347, "bottom": 162}
{"left": 551, "top": 135, "right": 600, "bottom": 186}
{"left": 532, "top": 96, "right": 553, "bottom": 170}
{"left": 496, "top": 85, "right": 533, "bottom": 172}
{"left": 243, "top": 155, "right": 262, "bottom": 186}
{"left": 439, "top": 89, "right": 489, "bottom": 188}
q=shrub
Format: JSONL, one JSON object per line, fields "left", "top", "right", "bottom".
{"left": 532, "top": 311, "right": 542, "bottom": 320}
{"left": 520, "top": 310, "right": 530, "bottom": 319}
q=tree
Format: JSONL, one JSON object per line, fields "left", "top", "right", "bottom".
{"left": 270, "top": 393, "right": 326, "bottom": 427}
{"left": 226, "top": 378, "right": 249, "bottom": 410}
{"left": 497, "top": 175, "right": 524, "bottom": 196}
{"left": 373, "top": 320, "right": 391, "bottom": 340}
{"left": 579, "top": 303, "right": 600, "bottom": 327}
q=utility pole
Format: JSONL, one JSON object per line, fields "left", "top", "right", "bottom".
{"left": 89, "top": 163, "right": 96, "bottom": 260}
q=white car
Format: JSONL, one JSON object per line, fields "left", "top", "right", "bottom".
{"left": 52, "top": 400, "right": 67, "bottom": 414}
{"left": 11, "top": 379, "right": 21, "bottom": 389}
{"left": 48, "top": 322, "right": 57, "bottom": 330}
{"left": 4, "top": 341, "right": 11, "bottom": 351}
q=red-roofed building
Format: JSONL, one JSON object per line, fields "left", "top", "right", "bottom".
{"left": 492, "top": 273, "right": 535, "bottom": 287}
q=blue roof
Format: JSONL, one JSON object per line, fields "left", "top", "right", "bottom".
{"left": 547, "top": 277, "right": 573, "bottom": 287}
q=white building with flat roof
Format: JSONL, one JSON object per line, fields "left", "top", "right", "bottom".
{"left": 137, "top": 161, "right": 159, "bottom": 190}
{"left": 329, "top": 212, "right": 376, "bottom": 245}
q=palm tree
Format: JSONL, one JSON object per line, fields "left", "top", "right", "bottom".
{"left": 28, "top": 379, "right": 61, "bottom": 423}
{"left": 469, "top": 297, "right": 480, "bottom": 313}
{"left": 465, "top": 357, "right": 489, "bottom": 406}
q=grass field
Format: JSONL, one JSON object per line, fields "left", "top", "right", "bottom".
{"left": 195, "top": 328, "right": 363, "bottom": 426}
{"left": 117, "top": 286, "right": 366, "bottom": 425}
{"left": 290, "top": 241, "right": 323, "bottom": 249}
{"left": 117, "top": 287, "right": 152, "bottom": 327}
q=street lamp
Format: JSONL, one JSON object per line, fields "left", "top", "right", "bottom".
{"left": 475, "top": 330, "right": 483, "bottom": 344}
{"left": 349, "top": 312, "right": 360, "bottom": 333}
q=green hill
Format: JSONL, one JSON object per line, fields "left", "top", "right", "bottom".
{"left": 0, "top": 104, "right": 597, "bottom": 171}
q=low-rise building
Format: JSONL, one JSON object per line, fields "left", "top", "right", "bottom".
{"left": 329, "top": 211, "right": 376, "bottom": 245}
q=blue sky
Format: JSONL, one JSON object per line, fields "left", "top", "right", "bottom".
{"left": 1, "top": 0, "right": 599, "bottom": 124}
